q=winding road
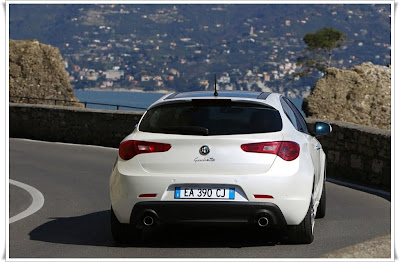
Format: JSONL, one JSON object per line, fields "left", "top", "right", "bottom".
{"left": 9, "top": 138, "right": 391, "bottom": 258}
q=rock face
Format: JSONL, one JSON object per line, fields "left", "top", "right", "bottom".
{"left": 303, "top": 62, "right": 391, "bottom": 130}
{"left": 9, "top": 39, "right": 82, "bottom": 107}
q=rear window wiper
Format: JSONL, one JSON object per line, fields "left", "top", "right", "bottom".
{"left": 161, "top": 126, "right": 209, "bottom": 136}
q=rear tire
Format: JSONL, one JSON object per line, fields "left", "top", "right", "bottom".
{"left": 316, "top": 181, "right": 326, "bottom": 219}
{"left": 286, "top": 202, "right": 314, "bottom": 244}
{"left": 111, "top": 207, "right": 142, "bottom": 244}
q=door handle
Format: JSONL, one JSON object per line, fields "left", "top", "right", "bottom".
{"left": 315, "top": 145, "right": 321, "bottom": 150}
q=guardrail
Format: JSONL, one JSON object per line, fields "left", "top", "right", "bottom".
{"left": 9, "top": 96, "right": 147, "bottom": 111}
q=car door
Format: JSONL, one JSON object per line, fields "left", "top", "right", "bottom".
{"left": 281, "top": 98, "right": 322, "bottom": 193}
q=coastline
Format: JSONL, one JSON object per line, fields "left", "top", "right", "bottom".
{"left": 73, "top": 88, "right": 305, "bottom": 115}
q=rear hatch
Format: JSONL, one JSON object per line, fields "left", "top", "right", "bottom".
{"left": 135, "top": 99, "right": 283, "bottom": 175}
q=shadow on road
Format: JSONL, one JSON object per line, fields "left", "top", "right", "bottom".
{"left": 29, "top": 210, "right": 285, "bottom": 248}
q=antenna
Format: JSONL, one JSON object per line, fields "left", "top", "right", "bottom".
{"left": 214, "top": 74, "right": 218, "bottom": 97}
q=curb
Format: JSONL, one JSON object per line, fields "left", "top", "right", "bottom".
{"left": 327, "top": 177, "right": 390, "bottom": 201}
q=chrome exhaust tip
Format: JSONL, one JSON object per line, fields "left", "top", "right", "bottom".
{"left": 257, "top": 216, "right": 269, "bottom": 227}
{"left": 143, "top": 215, "right": 154, "bottom": 226}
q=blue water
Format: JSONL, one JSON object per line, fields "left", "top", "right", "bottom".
{"left": 74, "top": 90, "right": 165, "bottom": 111}
{"left": 74, "top": 90, "right": 304, "bottom": 114}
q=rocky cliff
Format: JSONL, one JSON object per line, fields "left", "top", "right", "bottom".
{"left": 302, "top": 62, "right": 391, "bottom": 130}
{"left": 9, "top": 39, "right": 82, "bottom": 107}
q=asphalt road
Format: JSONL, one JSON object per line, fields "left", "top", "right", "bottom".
{"left": 9, "top": 138, "right": 391, "bottom": 258}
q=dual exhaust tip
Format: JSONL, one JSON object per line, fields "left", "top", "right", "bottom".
{"left": 141, "top": 210, "right": 270, "bottom": 227}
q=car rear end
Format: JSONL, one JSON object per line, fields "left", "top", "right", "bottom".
{"left": 110, "top": 93, "right": 314, "bottom": 241}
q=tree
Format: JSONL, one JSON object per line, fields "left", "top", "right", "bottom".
{"left": 296, "top": 27, "right": 347, "bottom": 78}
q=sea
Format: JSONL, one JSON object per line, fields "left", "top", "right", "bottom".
{"left": 74, "top": 90, "right": 304, "bottom": 115}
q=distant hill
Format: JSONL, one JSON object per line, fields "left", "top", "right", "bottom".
{"left": 9, "top": 4, "right": 391, "bottom": 96}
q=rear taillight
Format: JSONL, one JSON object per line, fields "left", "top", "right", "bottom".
{"left": 241, "top": 141, "right": 300, "bottom": 161}
{"left": 277, "top": 142, "right": 300, "bottom": 161}
{"left": 119, "top": 140, "right": 171, "bottom": 160}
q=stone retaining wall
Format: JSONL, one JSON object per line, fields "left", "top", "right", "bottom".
{"left": 9, "top": 103, "right": 142, "bottom": 148}
{"left": 306, "top": 119, "right": 390, "bottom": 190}
{"left": 9, "top": 103, "right": 391, "bottom": 190}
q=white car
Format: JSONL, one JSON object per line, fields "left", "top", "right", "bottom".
{"left": 110, "top": 91, "right": 331, "bottom": 244}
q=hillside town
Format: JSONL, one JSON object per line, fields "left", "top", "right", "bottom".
{"left": 10, "top": 4, "right": 391, "bottom": 98}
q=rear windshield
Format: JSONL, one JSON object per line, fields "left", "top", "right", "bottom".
{"left": 139, "top": 100, "right": 282, "bottom": 136}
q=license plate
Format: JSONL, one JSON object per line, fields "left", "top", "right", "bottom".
{"left": 174, "top": 187, "right": 235, "bottom": 199}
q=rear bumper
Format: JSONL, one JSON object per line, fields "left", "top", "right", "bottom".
{"left": 110, "top": 156, "right": 314, "bottom": 225}
{"left": 130, "top": 201, "right": 287, "bottom": 227}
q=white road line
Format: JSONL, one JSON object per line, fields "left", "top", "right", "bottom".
{"left": 9, "top": 179, "right": 45, "bottom": 224}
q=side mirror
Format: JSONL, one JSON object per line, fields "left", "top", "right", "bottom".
{"left": 315, "top": 122, "right": 332, "bottom": 136}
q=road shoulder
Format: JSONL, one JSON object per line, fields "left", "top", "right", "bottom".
{"left": 320, "top": 234, "right": 391, "bottom": 258}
